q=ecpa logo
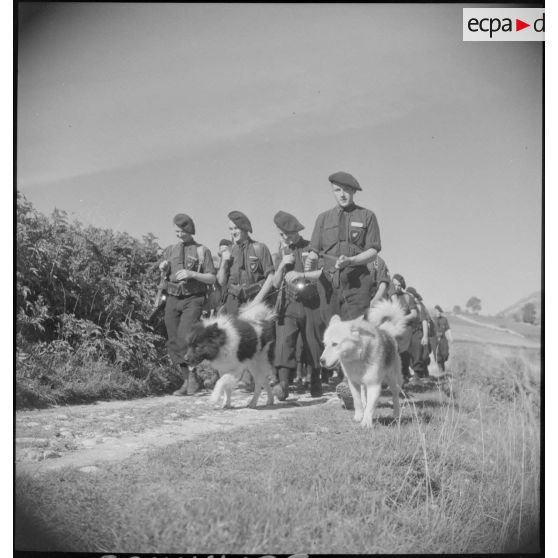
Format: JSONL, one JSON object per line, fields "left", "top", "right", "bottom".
{"left": 463, "top": 8, "right": 544, "bottom": 41}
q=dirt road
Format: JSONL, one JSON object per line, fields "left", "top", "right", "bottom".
{"left": 15, "top": 389, "right": 342, "bottom": 476}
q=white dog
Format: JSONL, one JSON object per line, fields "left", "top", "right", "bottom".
{"left": 185, "top": 302, "right": 276, "bottom": 409}
{"left": 320, "top": 300, "right": 409, "bottom": 427}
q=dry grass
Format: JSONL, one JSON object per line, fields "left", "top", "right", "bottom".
{"left": 16, "top": 355, "right": 219, "bottom": 409}
{"left": 15, "top": 343, "right": 541, "bottom": 554}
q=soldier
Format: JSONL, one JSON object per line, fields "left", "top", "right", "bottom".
{"left": 204, "top": 238, "right": 232, "bottom": 318}
{"left": 432, "top": 305, "right": 453, "bottom": 373}
{"left": 306, "top": 171, "right": 382, "bottom": 323}
{"left": 406, "top": 286, "right": 431, "bottom": 379}
{"left": 270, "top": 211, "right": 324, "bottom": 399}
{"left": 217, "top": 211, "right": 274, "bottom": 315}
{"left": 367, "top": 254, "right": 391, "bottom": 307}
{"left": 390, "top": 273, "right": 419, "bottom": 383}
{"left": 159, "top": 213, "right": 216, "bottom": 395}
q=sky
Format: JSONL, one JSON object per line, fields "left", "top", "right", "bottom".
{"left": 17, "top": 3, "right": 543, "bottom": 315}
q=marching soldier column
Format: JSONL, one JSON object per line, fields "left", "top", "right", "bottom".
{"left": 154, "top": 171, "right": 452, "bottom": 398}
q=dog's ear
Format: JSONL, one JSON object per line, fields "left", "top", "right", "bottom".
{"left": 329, "top": 314, "right": 341, "bottom": 325}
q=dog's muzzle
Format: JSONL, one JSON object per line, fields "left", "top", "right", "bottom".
{"left": 184, "top": 352, "right": 198, "bottom": 366}
{"left": 319, "top": 355, "right": 338, "bottom": 369}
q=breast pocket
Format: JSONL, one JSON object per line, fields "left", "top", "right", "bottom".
{"left": 323, "top": 224, "right": 339, "bottom": 247}
{"left": 248, "top": 256, "right": 260, "bottom": 273}
{"left": 349, "top": 223, "right": 367, "bottom": 245}
{"left": 185, "top": 256, "right": 199, "bottom": 270}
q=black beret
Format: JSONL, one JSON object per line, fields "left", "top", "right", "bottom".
{"left": 227, "top": 211, "right": 252, "bottom": 233}
{"left": 273, "top": 210, "right": 305, "bottom": 233}
{"left": 435, "top": 305, "right": 444, "bottom": 313}
{"left": 218, "top": 238, "right": 232, "bottom": 247}
{"left": 392, "top": 274, "right": 406, "bottom": 289}
{"left": 328, "top": 171, "right": 361, "bottom": 191}
{"left": 406, "top": 286, "right": 422, "bottom": 301}
{"left": 173, "top": 213, "right": 195, "bottom": 234}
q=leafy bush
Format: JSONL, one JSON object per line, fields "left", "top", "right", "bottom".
{"left": 16, "top": 192, "right": 179, "bottom": 407}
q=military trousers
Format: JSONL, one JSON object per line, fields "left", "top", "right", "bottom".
{"left": 431, "top": 335, "right": 449, "bottom": 364}
{"left": 274, "top": 301, "right": 324, "bottom": 371}
{"left": 395, "top": 325, "right": 413, "bottom": 380}
{"left": 164, "top": 294, "right": 205, "bottom": 366}
{"left": 409, "top": 328, "right": 430, "bottom": 377}
{"left": 317, "top": 267, "right": 374, "bottom": 323}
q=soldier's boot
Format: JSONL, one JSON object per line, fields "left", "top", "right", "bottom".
{"left": 401, "top": 352, "right": 412, "bottom": 384}
{"left": 336, "top": 380, "right": 354, "bottom": 410}
{"left": 270, "top": 368, "right": 280, "bottom": 387}
{"left": 187, "top": 367, "right": 202, "bottom": 395}
{"left": 173, "top": 365, "right": 202, "bottom": 396}
{"left": 309, "top": 366, "right": 323, "bottom": 397}
{"left": 272, "top": 367, "right": 291, "bottom": 401}
{"left": 294, "top": 361, "right": 304, "bottom": 387}
{"left": 173, "top": 364, "right": 191, "bottom": 396}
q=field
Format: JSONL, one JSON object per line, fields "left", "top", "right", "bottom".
{"left": 15, "top": 321, "right": 541, "bottom": 554}
{"left": 448, "top": 313, "right": 540, "bottom": 348}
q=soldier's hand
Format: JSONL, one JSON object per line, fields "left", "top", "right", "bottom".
{"left": 281, "top": 254, "right": 295, "bottom": 267}
{"left": 304, "top": 251, "right": 318, "bottom": 272}
{"left": 421, "top": 336, "right": 428, "bottom": 346}
{"left": 285, "top": 271, "right": 302, "bottom": 284}
{"left": 175, "top": 269, "right": 193, "bottom": 281}
{"left": 221, "top": 248, "right": 232, "bottom": 261}
{"left": 335, "top": 255, "right": 351, "bottom": 270}
{"left": 159, "top": 260, "right": 170, "bottom": 272}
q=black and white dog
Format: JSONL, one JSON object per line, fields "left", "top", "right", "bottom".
{"left": 185, "top": 302, "right": 276, "bottom": 408}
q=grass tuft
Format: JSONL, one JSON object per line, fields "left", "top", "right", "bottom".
{"left": 16, "top": 343, "right": 540, "bottom": 554}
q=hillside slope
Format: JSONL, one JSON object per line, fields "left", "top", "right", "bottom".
{"left": 497, "top": 291, "right": 541, "bottom": 322}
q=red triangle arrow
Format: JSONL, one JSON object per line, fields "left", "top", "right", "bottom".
{"left": 516, "top": 19, "right": 530, "bottom": 31}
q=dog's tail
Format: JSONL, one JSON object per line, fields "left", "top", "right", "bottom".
{"left": 366, "top": 300, "right": 410, "bottom": 338}
{"left": 209, "top": 373, "right": 238, "bottom": 404}
{"left": 238, "top": 301, "right": 276, "bottom": 323}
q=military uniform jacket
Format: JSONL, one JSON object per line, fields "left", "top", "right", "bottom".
{"left": 275, "top": 237, "right": 316, "bottom": 310}
{"left": 392, "top": 291, "right": 420, "bottom": 330}
{"left": 416, "top": 301, "right": 433, "bottom": 335}
{"left": 162, "top": 241, "right": 215, "bottom": 296}
{"left": 416, "top": 301, "right": 428, "bottom": 322}
{"left": 226, "top": 238, "right": 274, "bottom": 287}
{"left": 434, "top": 316, "right": 450, "bottom": 339}
{"left": 309, "top": 204, "right": 381, "bottom": 263}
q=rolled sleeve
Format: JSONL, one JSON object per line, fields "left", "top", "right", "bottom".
{"left": 260, "top": 243, "right": 275, "bottom": 276}
{"left": 364, "top": 212, "right": 381, "bottom": 252}
{"left": 202, "top": 247, "right": 216, "bottom": 274}
{"left": 376, "top": 258, "right": 390, "bottom": 285}
{"left": 309, "top": 212, "right": 325, "bottom": 254}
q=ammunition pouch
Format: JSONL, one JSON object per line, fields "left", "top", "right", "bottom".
{"left": 166, "top": 280, "right": 206, "bottom": 298}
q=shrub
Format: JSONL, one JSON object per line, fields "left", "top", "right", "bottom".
{"left": 16, "top": 193, "right": 177, "bottom": 407}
